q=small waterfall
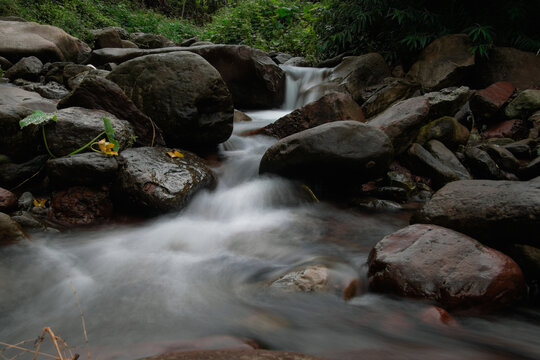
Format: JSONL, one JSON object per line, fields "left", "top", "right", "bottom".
{"left": 280, "top": 65, "right": 331, "bottom": 110}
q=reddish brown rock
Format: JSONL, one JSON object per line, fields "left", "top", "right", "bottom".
{"left": 407, "top": 34, "right": 475, "bottom": 92}
{"left": 419, "top": 306, "right": 458, "bottom": 327}
{"left": 482, "top": 119, "right": 528, "bottom": 140}
{"left": 368, "top": 224, "right": 526, "bottom": 312}
{"left": 0, "top": 212, "right": 29, "bottom": 245}
{"left": 470, "top": 82, "right": 515, "bottom": 120}
{"left": 0, "top": 187, "right": 17, "bottom": 211}
{"left": 253, "top": 92, "right": 364, "bottom": 139}
{"left": 51, "top": 186, "right": 113, "bottom": 226}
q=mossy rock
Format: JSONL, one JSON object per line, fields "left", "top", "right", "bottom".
{"left": 415, "top": 116, "right": 469, "bottom": 150}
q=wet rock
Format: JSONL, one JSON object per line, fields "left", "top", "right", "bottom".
{"left": 469, "top": 82, "right": 515, "bottom": 121}
{"left": 254, "top": 92, "right": 364, "bottom": 139}
{"left": 62, "top": 64, "right": 93, "bottom": 86}
{"left": 0, "top": 104, "right": 41, "bottom": 162}
{"left": 180, "top": 37, "right": 200, "bottom": 47}
{"left": 0, "top": 56, "right": 13, "bottom": 70}
{"left": 519, "top": 157, "right": 540, "bottom": 180}
{"left": 140, "top": 350, "right": 324, "bottom": 360}
{"left": 454, "top": 101, "right": 474, "bottom": 129}
{"left": 269, "top": 52, "right": 292, "bottom": 65}
{"left": 361, "top": 78, "right": 420, "bottom": 119}
{"left": 351, "top": 197, "right": 404, "bottom": 212}
{"left": 58, "top": 75, "right": 165, "bottom": 147}
{"left": 92, "top": 27, "right": 123, "bottom": 49}
{"left": 45, "top": 107, "right": 135, "bottom": 157}
{"left": 121, "top": 40, "right": 138, "bottom": 49}
{"left": 5, "top": 56, "right": 43, "bottom": 81}
{"left": 464, "top": 146, "right": 507, "bottom": 180}
{"left": 419, "top": 306, "right": 458, "bottom": 328}
{"left": 51, "top": 186, "right": 113, "bottom": 226}
{"left": 115, "top": 147, "right": 215, "bottom": 215}
{"left": 368, "top": 96, "right": 430, "bottom": 155}
{"left": 107, "top": 51, "right": 233, "bottom": 148}
{"left": 424, "top": 86, "right": 472, "bottom": 119}
{"left": 130, "top": 32, "right": 175, "bottom": 49}
{"left": 329, "top": 53, "right": 391, "bottom": 103}
{"left": 368, "top": 224, "right": 526, "bottom": 312}
{"left": 283, "top": 57, "right": 310, "bottom": 67}
{"left": 411, "top": 179, "right": 540, "bottom": 247}
{"left": 407, "top": 34, "right": 475, "bottom": 92}
{"left": 425, "top": 140, "right": 470, "bottom": 178}
{"left": 505, "top": 89, "right": 540, "bottom": 119}
{"left": 17, "top": 192, "right": 33, "bottom": 210}
{"left": 415, "top": 116, "right": 470, "bottom": 150}
{"left": 482, "top": 144, "right": 521, "bottom": 173}
{"left": 475, "top": 47, "right": 540, "bottom": 90}
{"left": 11, "top": 210, "right": 47, "bottom": 232}
{"left": 0, "top": 86, "right": 57, "bottom": 112}
{"left": 0, "top": 212, "right": 28, "bottom": 245}
{"left": 260, "top": 121, "right": 393, "bottom": 187}
{"left": 483, "top": 119, "right": 529, "bottom": 140}
{"left": 0, "top": 187, "right": 17, "bottom": 211}
{"left": 22, "top": 81, "right": 70, "bottom": 100}
{"left": 0, "top": 155, "right": 48, "bottom": 189}
{"left": 406, "top": 143, "right": 470, "bottom": 190}
{"left": 47, "top": 153, "right": 118, "bottom": 187}
{"left": 0, "top": 20, "right": 90, "bottom": 63}
{"left": 507, "top": 244, "right": 540, "bottom": 281}
{"left": 233, "top": 110, "right": 252, "bottom": 123}
{"left": 67, "top": 68, "right": 110, "bottom": 90}
{"left": 504, "top": 139, "right": 537, "bottom": 159}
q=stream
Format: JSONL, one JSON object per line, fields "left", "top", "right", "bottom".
{"left": 1, "top": 66, "right": 539, "bottom": 360}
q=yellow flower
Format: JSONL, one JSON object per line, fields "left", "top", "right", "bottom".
{"left": 167, "top": 149, "right": 184, "bottom": 158}
{"left": 97, "top": 139, "right": 118, "bottom": 156}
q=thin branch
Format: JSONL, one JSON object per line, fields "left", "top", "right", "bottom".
{"left": 69, "top": 276, "right": 90, "bottom": 360}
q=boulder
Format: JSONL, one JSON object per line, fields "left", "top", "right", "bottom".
{"left": 44, "top": 107, "right": 135, "bottom": 157}
{"left": 482, "top": 144, "right": 521, "bottom": 173}
{"left": 22, "top": 81, "right": 70, "bottom": 100}
{"left": 368, "top": 96, "right": 430, "bottom": 154}
{"left": 0, "top": 187, "right": 17, "bottom": 211}
{"left": 115, "top": 147, "right": 215, "bottom": 215}
{"left": 0, "top": 86, "right": 57, "bottom": 112}
{"left": 4, "top": 56, "right": 42, "bottom": 81}
{"left": 0, "top": 56, "right": 13, "bottom": 70}
{"left": 0, "top": 20, "right": 91, "bottom": 63}
{"left": 507, "top": 244, "right": 540, "bottom": 281}
{"left": 51, "top": 186, "right": 113, "bottom": 226}
{"left": 361, "top": 78, "right": 420, "bottom": 119}
{"left": 0, "top": 104, "right": 41, "bottom": 162}
{"left": 121, "top": 40, "right": 138, "bottom": 49}
{"left": 259, "top": 121, "right": 393, "bottom": 187}
{"left": 283, "top": 57, "right": 310, "bottom": 67}
{"left": 130, "top": 32, "right": 175, "bottom": 49}
{"left": 180, "top": 37, "right": 200, "bottom": 47}
{"left": 368, "top": 224, "right": 526, "bottom": 312}
{"left": 67, "top": 69, "right": 110, "bottom": 90}
{"left": 407, "top": 34, "right": 475, "bottom": 92}
{"left": 0, "top": 212, "right": 28, "bottom": 245}
{"left": 424, "top": 86, "right": 472, "bottom": 119}
{"left": 0, "top": 155, "right": 48, "bottom": 189}
{"left": 47, "top": 153, "right": 118, "bottom": 187}
{"left": 464, "top": 146, "right": 508, "bottom": 180}
{"left": 425, "top": 140, "right": 471, "bottom": 178}
{"left": 415, "top": 116, "right": 470, "bottom": 150}
{"left": 504, "top": 139, "right": 537, "bottom": 159}
{"left": 469, "top": 82, "right": 515, "bottom": 121}
{"left": 483, "top": 119, "right": 528, "bottom": 140}
{"left": 505, "top": 89, "right": 540, "bottom": 119}
{"left": 92, "top": 27, "right": 123, "bottom": 49}
{"left": 475, "top": 47, "right": 540, "bottom": 89}
{"left": 58, "top": 75, "right": 165, "bottom": 147}
{"left": 328, "top": 53, "right": 391, "bottom": 103}
{"left": 107, "top": 51, "right": 233, "bottom": 148}
{"left": 519, "top": 157, "right": 540, "bottom": 180}
{"left": 253, "top": 92, "right": 364, "bottom": 139}
{"left": 411, "top": 179, "right": 540, "bottom": 246}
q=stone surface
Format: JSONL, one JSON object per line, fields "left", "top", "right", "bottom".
{"left": 475, "top": 47, "right": 540, "bottom": 90}
{"left": 0, "top": 85, "right": 57, "bottom": 112}
{"left": 469, "top": 82, "right": 515, "bottom": 120}
{"left": 283, "top": 57, "right": 310, "bottom": 67}
{"left": 0, "top": 20, "right": 91, "bottom": 63}
{"left": 260, "top": 121, "right": 393, "bottom": 187}
{"left": 253, "top": 92, "right": 364, "bottom": 139}
{"left": 130, "top": 32, "right": 175, "bottom": 49}
{"left": 483, "top": 119, "right": 528, "bottom": 140}
{"left": 45, "top": 107, "right": 135, "bottom": 157}
{"left": 5, "top": 56, "right": 42, "bottom": 81}
{"left": 329, "top": 53, "right": 391, "bottom": 103}
{"left": 415, "top": 116, "right": 470, "bottom": 150}
{"left": 47, "top": 153, "right": 118, "bottom": 187}
{"left": 425, "top": 140, "right": 471, "bottom": 180}
{"left": 361, "top": 78, "right": 420, "bottom": 119}
{"left": 115, "top": 147, "right": 215, "bottom": 215}
{"left": 411, "top": 179, "right": 540, "bottom": 246}
{"left": 368, "top": 96, "right": 431, "bottom": 155}
{"left": 424, "top": 86, "right": 472, "bottom": 119}
{"left": 107, "top": 51, "right": 233, "bottom": 148}
{"left": 233, "top": 110, "right": 252, "bottom": 123}
{"left": 407, "top": 34, "right": 475, "bottom": 92}
{"left": 504, "top": 139, "right": 537, "bottom": 159}
{"left": 0, "top": 104, "right": 41, "bottom": 162}
{"left": 368, "top": 224, "right": 526, "bottom": 312}
{"left": 22, "top": 81, "right": 70, "bottom": 100}
{"left": 0, "top": 187, "right": 17, "bottom": 211}
{"left": 464, "top": 147, "right": 507, "bottom": 180}
{"left": 0, "top": 212, "right": 28, "bottom": 245}
{"left": 58, "top": 74, "right": 165, "bottom": 147}
{"left": 507, "top": 244, "right": 540, "bottom": 281}
{"left": 505, "top": 89, "right": 540, "bottom": 119}
{"left": 51, "top": 186, "right": 113, "bottom": 226}
{"left": 519, "top": 157, "right": 540, "bottom": 180}
{"left": 92, "top": 27, "right": 123, "bottom": 49}
{"left": 482, "top": 144, "right": 521, "bottom": 173}
{"left": 140, "top": 350, "right": 324, "bottom": 360}
{"left": 0, "top": 155, "right": 48, "bottom": 189}
{"left": 0, "top": 56, "right": 13, "bottom": 70}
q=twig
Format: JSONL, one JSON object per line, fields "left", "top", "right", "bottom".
{"left": 8, "top": 164, "right": 45, "bottom": 192}
{"left": 0, "top": 342, "right": 58, "bottom": 359}
{"left": 69, "top": 276, "right": 90, "bottom": 360}
{"left": 43, "top": 328, "right": 63, "bottom": 360}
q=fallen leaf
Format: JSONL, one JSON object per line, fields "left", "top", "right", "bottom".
{"left": 167, "top": 150, "right": 184, "bottom": 158}
{"left": 33, "top": 199, "right": 47, "bottom": 207}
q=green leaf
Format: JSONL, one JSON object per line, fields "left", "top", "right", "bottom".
{"left": 19, "top": 110, "right": 57, "bottom": 129}
{"left": 103, "top": 117, "right": 119, "bottom": 152}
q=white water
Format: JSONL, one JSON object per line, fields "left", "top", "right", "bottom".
{"left": 1, "top": 67, "right": 539, "bottom": 360}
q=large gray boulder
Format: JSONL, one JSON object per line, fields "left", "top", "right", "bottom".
{"left": 0, "top": 20, "right": 90, "bottom": 63}
{"left": 107, "top": 51, "right": 233, "bottom": 148}
{"left": 259, "top": 121, "right": 393, "bottom": 187}
{"left": 47, "top": 153, "right": 119, "bottom": 187}
{"left": 411, "top": 179, "right": 540, "bottom": 247}
{"left": 4, "top": 56, "right": 42, "bottom": 81}
{"left": 0, "top": 86, "right": 57, "bottom": 112}
{"left": 115, "top": 147, "right": 215, "bottom": 215}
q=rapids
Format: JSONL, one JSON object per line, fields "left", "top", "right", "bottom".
{"left": 1, "top": 66, "right": 539, "bottom": 360}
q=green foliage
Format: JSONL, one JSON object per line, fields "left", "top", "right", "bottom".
{"left": 103, "top": 117, "right": 119, "bottom": 152}
{"left": 19, "top": 110, "right": 57, "bottom": 129}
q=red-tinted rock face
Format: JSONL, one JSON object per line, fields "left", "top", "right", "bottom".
{"left": 368, "top": 224, "right": 526, "bottom": 312}
{"left": 0, "top": 187, "right": 17, "bottom": 211}
{"left": 482, "top": 119, "right": 528, "bottom": 140}
{"left": 470, "top": 82, "right": 515, "bottom": 120}
{"left": 51, "top": 186, "right": 113, "bottom": 225}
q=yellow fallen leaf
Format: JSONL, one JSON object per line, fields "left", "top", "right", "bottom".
{"left": 167, "top": 150, "right": 184, "bottom": 158}
{"left": 97, "top": 139, "right": 118, "bottom": 156}
{"left": 33, "top": 199, "right": 47, "bottom": 207}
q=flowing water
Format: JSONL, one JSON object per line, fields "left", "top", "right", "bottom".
{"left": 1, "top": 66, "right": 539, "bottom": 360}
